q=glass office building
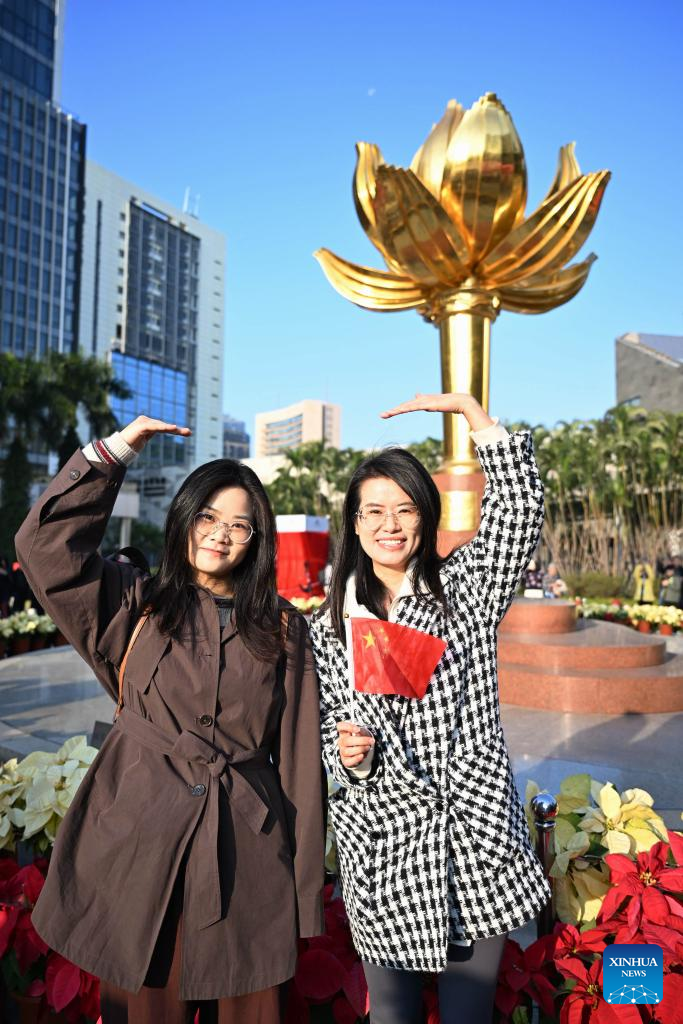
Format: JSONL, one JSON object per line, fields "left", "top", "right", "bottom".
{"left": 0, "top": 0, "right": 86, "bottom": 359}
{"left": 79, "top": 161, "right": 226, "bottom": 504}
{"left": 111, "top": 352, "right": 189, "bottom": 467}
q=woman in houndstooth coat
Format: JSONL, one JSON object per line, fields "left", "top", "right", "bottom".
{"left": 309, "top": 393, "right": 551, "bottom": 1024}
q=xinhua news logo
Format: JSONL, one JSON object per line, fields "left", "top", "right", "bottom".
{"left": 602, "top": 944, "right": 663, "bottom": 1004}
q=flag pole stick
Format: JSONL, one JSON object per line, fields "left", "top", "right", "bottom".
{"left": 344, "top": 614, "right": 355, "bottom": 724}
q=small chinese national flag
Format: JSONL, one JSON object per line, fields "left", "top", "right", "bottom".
{"left": 350, "top": 618, "right": 447, "bottom": 699}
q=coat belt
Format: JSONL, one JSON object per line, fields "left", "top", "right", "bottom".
{"left": 116, "top": 707, "right": 271, "bottom": 928}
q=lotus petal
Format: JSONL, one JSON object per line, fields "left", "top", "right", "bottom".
{"left": 353, "top": 143, "right": 403, "bottom": 272}
{"left": 371, "top": 166, "right": 469, "bottom": 285}
{"left": 410, "top": 99, "right": 464, "bottom": 201}
{"left": 497, "top": 255, "right": 597, "bottom": 313}
{"left": 480, "top": 171, "right": 610, "bottom": 285}
{"left": 542, "top": 142, "right": 581, "bottom": 202}
{"left": 439, "top": 93, "right": 527, "bottom": 261}
{"left": 314, "top": 249, "right": 426, "bottom": 312}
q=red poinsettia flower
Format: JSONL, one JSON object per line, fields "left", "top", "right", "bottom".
{"left": 496, "top": 936, "right": 557, "bottom": 1018}
{"left": 598, "top": 842, "right": 683, "bottom": 939}
{"left": 556, "top": 957, "right": 642, "bottom": 1023}
{"left": 553, "top": 923, "right": 611, "bottom": 960}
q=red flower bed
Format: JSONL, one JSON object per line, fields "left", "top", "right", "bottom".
{"left": 494, "top": 832, "right": 683, "bottom": 1024}
{"left": 0, "top": 857, "right": 100, "bottom": 1022}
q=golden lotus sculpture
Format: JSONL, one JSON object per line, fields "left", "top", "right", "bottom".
{"left": 315, "top": 92, "right": 610, "bottom": 539}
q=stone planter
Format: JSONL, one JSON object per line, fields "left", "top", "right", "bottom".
{"left": 9, "top": 993, "right": 67, "bottom": 1024}
{"left": 10, "top": 636, "right": 32, "bottom": 656}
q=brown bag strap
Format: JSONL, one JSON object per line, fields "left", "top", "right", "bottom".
{"left": 115, "top": 610, "right": 151, "bottom": 720}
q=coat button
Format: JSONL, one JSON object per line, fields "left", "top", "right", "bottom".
{"left": 69, "top": 469, "right": 80, "bottom": 480}
{"left": 198, "top": 714, "right": 213, "bottom": 727}
{"left": 190, "top": 784, "right": 206, "bottom": 797}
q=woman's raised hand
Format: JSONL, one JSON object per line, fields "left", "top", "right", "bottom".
{"left": 336, "top": 722, "right": 375, "bottom": 769}
{"left": 380, "top": 393, "right": 494, "bottom": 432}
{"left": 120, "top": 415, "right": 192, "bottom": 453}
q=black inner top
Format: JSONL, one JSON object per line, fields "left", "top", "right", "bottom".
{"left": 213, "top": 595, "right": 234, "bottom": 630}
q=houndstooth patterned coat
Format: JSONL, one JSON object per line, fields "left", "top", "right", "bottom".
{"left": 310, "top": 431, "right": 551, "bottom": 972}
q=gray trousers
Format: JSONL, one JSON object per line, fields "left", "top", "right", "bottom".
{"left": 362, "top": 933, "right": 507, "bottom": 1024}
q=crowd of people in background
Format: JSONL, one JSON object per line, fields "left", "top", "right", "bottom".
{"left": 523, "top": 559, "right": 569, "bottom": 599}
{"left": 522, "top": 554, "right": 683, "bottom": 609}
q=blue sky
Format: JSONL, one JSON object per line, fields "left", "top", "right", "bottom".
{"left": 61, "top": 0, "right": 683, "bottom": 450}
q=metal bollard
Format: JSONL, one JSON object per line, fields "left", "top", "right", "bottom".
{"left": 531, "top": 792, "right": 558, "bottom": 939}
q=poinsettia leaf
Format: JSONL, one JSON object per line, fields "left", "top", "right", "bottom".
{"left": 17, "top": 865, "right": 45, "bottom": 905}
{"left": 668, "top": 831, "right": 683, "bottom": 867}
{"left": 556, "top": 956, "right": 588, "bottom": 983}
{"left": 530, "top": 973, "right": 557, "bottom": 1017}
{"left": 657, "top": 972, "right": 683, "bottom": 1024}
{"left": 342, "top": 962, "right": 369, "bottom": 1018}
{"left": 641, "top": 885, "right": 671, "bottom": 925}
{"left": 14, "top": 914, "right": 49, "bottom": 973}
{"left": 0, "top": 905, "right": 20, "bottom": 958}
{"left": 294, "top": 950, "right": 345, "bottom": 1001}
{"left": 331, "top": 996, "right": 358, "bottom": 1024}
{"left": 661, "top": 867, "right": 683, "bottom": 893}
{"left": 45, "top": 953, "right": 81, "bottom": 1012}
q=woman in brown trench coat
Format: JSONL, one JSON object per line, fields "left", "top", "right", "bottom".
{"left": 15, "top": 416, "right": 325, "bottom": 1024}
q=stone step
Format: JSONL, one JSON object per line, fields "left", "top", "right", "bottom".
{"left": 499, "top": 619, "right": 666, "bottom": 670}
{"left": 499, "top": 655, "right": 683, "bottom": 714}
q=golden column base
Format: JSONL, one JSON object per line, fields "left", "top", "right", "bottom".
{"left": 432, "top": 469, "right": 486, "bottom": 555}
{"left": 425, "top": 287, "right": 500, "bottom": 553}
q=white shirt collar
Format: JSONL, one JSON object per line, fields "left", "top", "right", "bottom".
{"left": 343, "top": 559, "right": 429, "bottom": 620}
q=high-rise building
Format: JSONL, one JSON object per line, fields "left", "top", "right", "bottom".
{"left": 616, "top": 333, "right": 683, "bottom": 413}
{"left": 223, "top": 415, "right": 250, "bottom": 460}
{"left": 0, "top": 0, "right": 86, "bottom": 360}
{"left": 78, "top": 161, "right": 225, "bottom": 524}
{"left": 254, "top": 399, "right": 341, "bottom": 457}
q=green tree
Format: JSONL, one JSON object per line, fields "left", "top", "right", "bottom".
{"left": 0, "top": 437, "right": 33, "bottom": 558}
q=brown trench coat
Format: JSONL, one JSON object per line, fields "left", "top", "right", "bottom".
{"left": 15, "top": 450, "right": 325, "bottom": 1000}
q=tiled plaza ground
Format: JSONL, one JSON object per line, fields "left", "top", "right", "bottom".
{"left": 1, "top": 639, "right": 681, "bottom": 826}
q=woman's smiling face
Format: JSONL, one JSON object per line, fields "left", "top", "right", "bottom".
{"left": 354, "top": 476, "right": 423, "bottom": 575}
{"left": 187, "top": 486, "right": 254, "bottom": 588}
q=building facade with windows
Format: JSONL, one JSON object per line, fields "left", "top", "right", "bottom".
{"left": 0, "top": 0, "right": 86, "bottom": 360}
{"left": 615, "top": 332, "right": 683, "bottom": 413}
{"left": 254, "top": 399, "right": 341, "bottom": 457}
{"left": 223, "top": 415, "right": 250, "bottom": 460}
{"left": 79, "top": 161, "right": 226, "bottom": 524}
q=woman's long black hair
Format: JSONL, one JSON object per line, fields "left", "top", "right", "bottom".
{"left": 142, "top": 459, "right": 281, "bottom": 660}
{"left": 328, "top": 447, "right": 445, "bottom": 642}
